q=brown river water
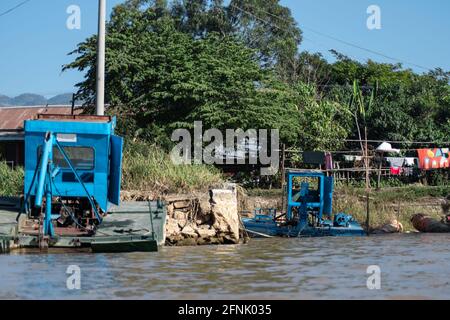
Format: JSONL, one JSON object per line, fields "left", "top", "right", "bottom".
{"left": 1, "top": 233, "right": 450, "bottom": 300}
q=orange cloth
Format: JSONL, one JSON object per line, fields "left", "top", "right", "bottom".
{"left": 417, "top": 148, "right": 450, "bottom": 170}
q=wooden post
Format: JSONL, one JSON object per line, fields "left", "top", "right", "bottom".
{"left": 366, "top": 192, "right": 370, "bottom": 236}
{"left": 376, "top": 151, "right": 383, "bottom": 190}
{"left": 280, "top": 144, "right": 286, "bottom": 214}
{"left": 71, "top": 93, "right": 75, "bottom": 115}
{"left": 281, "top": 144, "right": 286, "bottom": 187}
{"left": 364, "top": 127, "right": 371, "bottom": 235}
{"left": 365, "top": 127, "right": 370, "bottom": 190}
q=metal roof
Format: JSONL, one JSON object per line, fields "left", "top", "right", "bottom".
{"left": 0, "top": 131, "right": 24, "bottom": 141}
{"left": 0, "top": 105, "right": 83, "bottom": 131}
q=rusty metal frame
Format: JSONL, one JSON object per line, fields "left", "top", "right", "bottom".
{"left": 35, "top": 114, "right": 112, "bottom": 122}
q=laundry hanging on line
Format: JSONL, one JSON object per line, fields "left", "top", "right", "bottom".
{"left": 343, "top": 155, "right": 363, "bottom": 162}
{"left": 325, "top": 152, "right": 333, "bottom": 170}
{"left": 302, "top": 151, "right": 334, "bottom": 170}
{"left": 302, "top": 151, "right": 325, "bottom": 165}
{"left": 417, "top": 148, "right": 450, "bottom": 170}
{"left": 385, "top": 157, "right": 417, "bottom": 168}
{"left": 390, "top": 167, "right": 403, "bottom": 175}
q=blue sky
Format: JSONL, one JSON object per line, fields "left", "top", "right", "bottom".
{"left": 0, "top": 0, "right": 449, "bottom": 97}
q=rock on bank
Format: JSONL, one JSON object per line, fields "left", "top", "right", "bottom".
{"left": 165, "top": 185, "right": 242, "bottom": 246}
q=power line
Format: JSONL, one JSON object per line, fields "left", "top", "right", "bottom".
{"left": 302, "top": 37, "right": 359, "bottom": 60}
{"left": 231, "top": 3, "right": 434, "bottom": 72}
{"left": 231, "top": 3, "right": 288, "bottom": 35}
{"left": 299, "top": 25, "right": 433, "bottom": 72}
{"left": 230, "top": 4, "right": 381, "bottom": 71}
{"left": 0, "top": 0, "right": 31, "bottom": 18}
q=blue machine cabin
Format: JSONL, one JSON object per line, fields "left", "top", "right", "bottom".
{"left": 243, "top": 170, "right": 366, "bottom": 237}
{"left": 22, "top": 114, "right": 123, "bottom": 238}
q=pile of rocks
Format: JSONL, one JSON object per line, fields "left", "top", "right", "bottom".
{"left": 165, "top": 186, "right": 241, "bottom": 246}
{"left": 373, "top": 219, "right": 404, "bottom": 234}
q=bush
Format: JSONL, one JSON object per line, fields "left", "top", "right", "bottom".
{"left": 0, "top": 162, "right": 24, "bottom": 196}
{"left": 122, "top": 141, "right": 224, "bottom": 193}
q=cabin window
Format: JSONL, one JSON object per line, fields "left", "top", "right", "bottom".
{"left": 38, "top": 146, "right": 95, "bottom": 170}
{"left": 290, "top": 176, "right": 320, "bottom": 202}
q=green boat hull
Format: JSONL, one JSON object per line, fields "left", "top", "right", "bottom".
{"left": 91, "top": 237, "right": 158, "bottom": 253}
{"left": 1, "top": 201, "right": 167, "bottom": 254}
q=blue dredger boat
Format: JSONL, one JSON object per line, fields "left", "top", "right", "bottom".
{"left": 1, "top": 114, "right": 165, "bottom": 253}
{"left": 243, "top": 170, "right": 366, "bottom": 237}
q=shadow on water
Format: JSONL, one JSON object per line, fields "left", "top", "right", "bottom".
{"left": 1, "top": 233, "right": 450, "bottom": 299}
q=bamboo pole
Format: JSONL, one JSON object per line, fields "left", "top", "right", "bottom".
{"left": 365, "top": 127, "right": 371, "bottom": 235}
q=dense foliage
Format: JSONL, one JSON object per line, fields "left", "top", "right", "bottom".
{"left": 0, "top": 162, "right": 24, "bottom": 196}
{"left": 65, "top": 0, "right": 450, "bottom": 153}
{"left": 122, "top": 140, "right": 223, "bottom": 192}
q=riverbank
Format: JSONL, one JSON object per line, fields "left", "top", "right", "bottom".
{"left": 245, "top": 185, "right": 450, "bottom": 232}
{"left": 2, "top": 151, "right": 450, "bottom": 236}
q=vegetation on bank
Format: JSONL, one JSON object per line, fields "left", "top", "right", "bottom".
{"left": 122, "top": 141, "right": 224, "bottom": 193}
{"left": 334, "top": 187, "right": 447, "bottom": 232}
{"left": 0, "top": 162, "right": 23, "bottom": 196}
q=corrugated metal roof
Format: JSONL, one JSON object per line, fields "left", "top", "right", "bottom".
{"left": 0, "top": 105, "right": 83, "bottom": 130}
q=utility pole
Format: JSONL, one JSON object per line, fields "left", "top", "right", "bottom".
{"left": 96, "top": 0, "right": 106, "bottom": 116}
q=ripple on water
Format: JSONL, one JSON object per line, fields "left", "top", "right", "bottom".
{"left": 1, "top": 233, "right": 450, "bottom": 299}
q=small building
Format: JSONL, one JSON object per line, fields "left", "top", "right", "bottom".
{"left": 0, "top": 105, "right": 83, "bottom": 167}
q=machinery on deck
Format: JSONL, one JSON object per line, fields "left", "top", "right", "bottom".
{"left": 4, "top": 114, "right": 165, "bottom": 253}
{"left": 20, "top": 114, "right": 122, "bottom": 240}
{"left": 243, "top": 170, "right": 366, "bottom": 237}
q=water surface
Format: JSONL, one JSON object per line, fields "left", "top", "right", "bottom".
{"left": 1, "top": 233, "right": 450, "bottom": 299}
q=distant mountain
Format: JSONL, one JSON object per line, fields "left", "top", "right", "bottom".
{"left": 0, "top": 93, "right": 84, "bottom": 107}
{"left": 47, "top": 93, "right": 74, "bottom": 105}
{"left": 47, "top": 93, "right": 84, "bottom": 105}
{"left": 11, "top": 93, "right": 47, "bottom": 106}
{"left": 0, "top": 94, "right": 12, "bottom": 106}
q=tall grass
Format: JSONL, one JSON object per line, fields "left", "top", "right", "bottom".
{"left": 334, "top": 188, "right": 445, "bottom": 232}
{"left": 122, "top": 141, "right": 224, "bottom": 193}
{"left": 0, "top": 162, "right": 24, "bottom": 196}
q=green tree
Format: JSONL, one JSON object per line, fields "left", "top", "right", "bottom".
{"left": 294, "top": 82, "right": 351, "bottom": 151}
{"left": 64, "top": 2, "right": 301, "bottom": 147}
{"left": 228, "top": 0, "right": 302, "bottom": 71}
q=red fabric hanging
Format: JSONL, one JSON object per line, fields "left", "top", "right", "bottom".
{"left": 390, "top": 167, "right": 402, "bottom": 175}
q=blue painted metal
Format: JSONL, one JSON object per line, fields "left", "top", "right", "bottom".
{"left": 54, "top": 139, "right": 102, "bottom": 223}
{"left": 44, "top": 176, "right": 54, "bottom": 236}
{"left": 243, "top": 170, "right": 366, "bottom": 237}
{"left": 23, "top": 116, "right": 123, "bottom": 237}
{"left": 108, "top": 135, "right": 123, "bottom": 205}
{"left": 333, "top": 212, "right": 355, "bottom": 227}
{"left": 323, "top": 176, "right": 333, "bottom": 218}
{"left": 34, "top": 133, "right": 53, "bottom": 208}
{"left": 24, "top": 117, "right": 120, "bottom": 212}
